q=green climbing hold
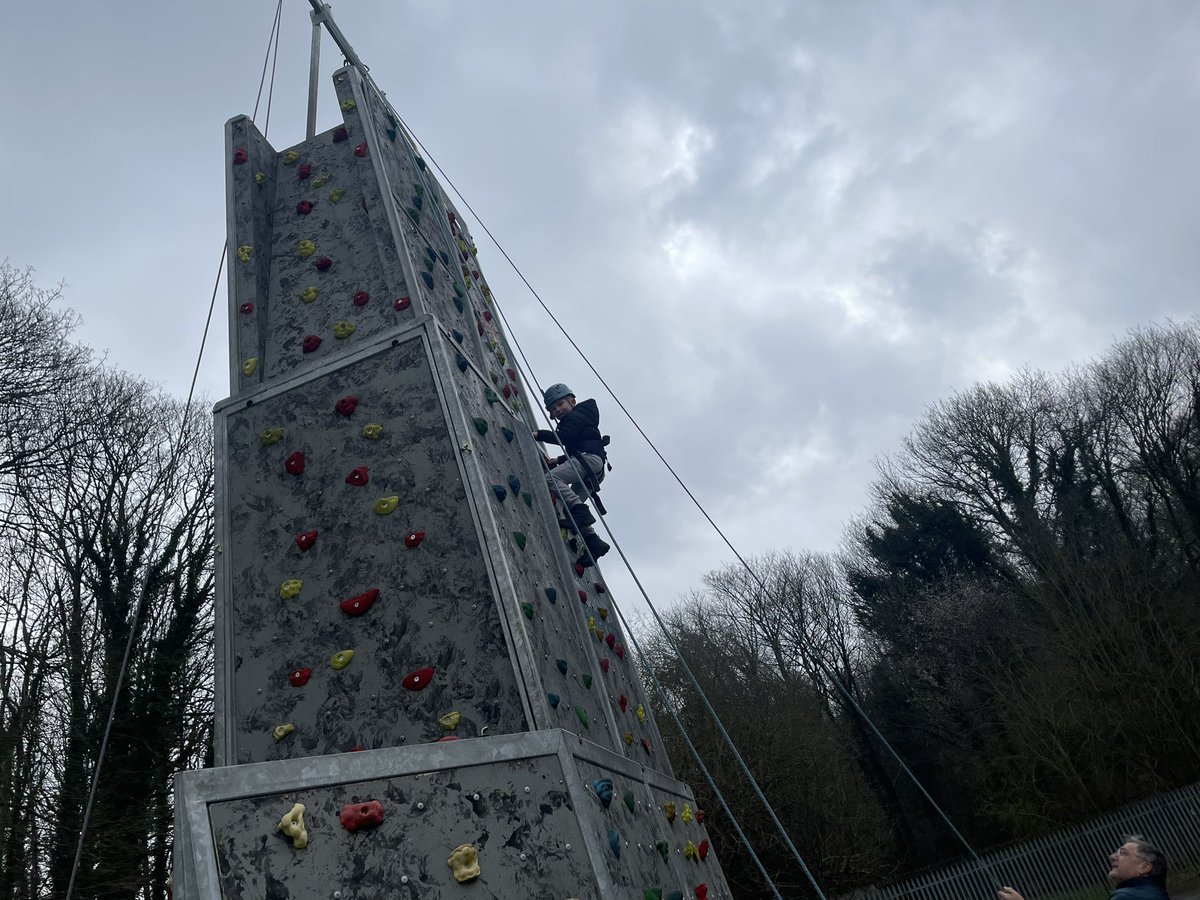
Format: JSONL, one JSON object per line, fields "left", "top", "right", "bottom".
{"left": 575, "top": 705, "right": 589, "bottom": 728}
{"left": 522, "top": 492, "right": 533, "bottom": 508}
{"left": 644, "top": 889, "right": 663, "bottom": 900}
{"left": 484, "top": 388, "right": 499, "bottom": 405}
{"left": 655, "top": 841, "right": 669, "bottom": 863}
{"left": 623, "top": 790, "right": 636, "bottom": 813}
{"left": 521, "top": 602, "right": 534, "bottom": 620}
{"left": 472, "top": 417, "right": 488, "bottom": 435}
{"left": 453, "top": 283, "right": 463, "bottom": 297}
{"left": 582, "top": 673, "right": 593, "bottom": 689}
{"left": 513, "top": 532, "right": 527, "bottom": 550}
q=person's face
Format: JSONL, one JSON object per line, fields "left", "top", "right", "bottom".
{"left": 1109, "top": 842, "right": 1151, "bottom": 882}
{"left": 549, "top": 396, "right": 575, "bottom": 420}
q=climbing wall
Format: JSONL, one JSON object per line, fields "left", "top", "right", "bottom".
{"left": 178, "top": 63, "right": 732, "bottom": 899}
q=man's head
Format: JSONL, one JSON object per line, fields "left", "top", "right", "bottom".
{"left": 543, "top": 383, "right": 576, "bottom": 420}
{"left": 1109, "top": 835, "right": 1168, "bottom": 884}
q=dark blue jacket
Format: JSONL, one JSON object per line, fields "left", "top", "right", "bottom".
{"left": 535, "top": 398, "right": 607, "bottom": 459}
{"left": 1112, "top": 876, "right": 1170, "bottom": 900}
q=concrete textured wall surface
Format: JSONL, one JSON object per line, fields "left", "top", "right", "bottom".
{"left": 180, "top": 64, "right": 732, "bottom": 899}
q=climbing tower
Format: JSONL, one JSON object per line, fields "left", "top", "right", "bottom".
{"left": 173, "top": 66, "right": 732, "bottom": 899}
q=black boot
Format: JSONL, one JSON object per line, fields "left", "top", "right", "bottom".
{"left": 576, "top": 532, "right": 610, "bottom": 569}
{"left": 567, "top": 503, "right": 595, "bottom": 530}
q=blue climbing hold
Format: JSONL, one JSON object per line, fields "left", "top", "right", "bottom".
{"left": 502, "top": 427, "right": 515, "bottom": 443}
{"left": 593, "top": 779, "right": 614, "bottom": 807}
{"left": 545, "top": 587, "right": 557, "bottom": 604}
{"left": 420, "top": 272, "right": 434, "bottom": 290}
{"left": 609, "top": 828, "right": 621, "bottom": 858}
{"left": 507, "top": 475, "right": 520, "bottom": 494}
{"left": 456, "top": 353, "right": 468, "bottom": 372}
{"left": 556, "top": 659, "right": 568, "bottom": 675}
{"left": 453, "top": 296, "right": 464, "bottom": 313}
{"left": 548, "top": 693, "right": 560, "bottom": 708}
{"left": 452, "top": 329, "right": 464, "bottom": 343}
{"left": 492, "top": 485, "right": 507, "bottom": 502}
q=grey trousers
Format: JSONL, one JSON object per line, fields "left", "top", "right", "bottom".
{"left": 546, "top": 453, "right": 605, "bottom": 528}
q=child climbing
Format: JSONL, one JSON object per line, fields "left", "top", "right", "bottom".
{"left": 535, "top": 383, "right": 612, "bottom": 569}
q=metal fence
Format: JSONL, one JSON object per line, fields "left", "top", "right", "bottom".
{"left": 850, "top": 782, "right": 1200, "bottom": 900}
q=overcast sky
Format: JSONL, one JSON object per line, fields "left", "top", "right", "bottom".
{"left": 3, "top": 1, "right": 1199, "bottom": 617}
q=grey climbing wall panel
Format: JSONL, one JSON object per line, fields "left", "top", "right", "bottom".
{"left": 180, "top": 62, "right": 730, "bottom": 899}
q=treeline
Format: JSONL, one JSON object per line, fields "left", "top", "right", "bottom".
{"left": 0, "top": 265, "right": 214, "bottom": 900}
{"left": 648, "top": 320, "right": 1200, "bottom": 897}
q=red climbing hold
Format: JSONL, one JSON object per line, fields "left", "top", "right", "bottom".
{"left": 578, "top": 590, "right": 588, "bottom": 604}
{"left": 394, "top": 296, "right": 411, "bottom": 311}
{"left": 296, "top": 200, "right": 313, "bottom": 215}
{"left": 482, "top": 310, "right": 493, "bottom": 322}
{"left": 295, "top": 529, "right": 318, "bottom": 551}
{"left": 332, "top": 126, "right": 348, "bottom": 143}
{"left": 605, "top": 633, "right": 616, "bottom": 649}
{"left": 302, "top": 334, "right": 322, "bottom": 353}
{"left": 339, "top": 800, "right": 384, "bottom": 832}
{"left": 600, "top": 659, "right": 610, "bottom": 673}
{"left": 695, "top": 886, "right": 709, "bottom": 900}
{"left": 698, "top": 839, "right": 710, "bottom": 861}
{"left": 233, "top": 148, "right": 248, "bottom": 165}
{"left": 506, "top": 368, "right": 517, "bottom": 382}
{"left": 404, "top": 531, "right": 426, "bottom": 548}
{"left": 349, "top": 746, "right": 365, "bottom": 752}
{"left": 641, "top": 738, "right": 653, "bottom": 754}
{"left": 239, "top": 302, "right": 254, "bottom": 314}
{"left": 340, "top": 587, "right": 379, "bottom": 616}
{"left": 575, "top": 563, "right": 586, "bottom": 576}
{"left": 615, "top": 644, "right": 626, "bottom": 660}
{"left": 501, "top": 384, "right": 512, "bottom": 399}
{"left": 619, "top": 694, "right": 628, "bottom": 713}
{"left": 298, "top": 163, "right": 311, "bottom": 179}
{"left": 288, "top": 667, "right": 312, "bottom": 687}
{"left": 354, "top": 142, "right": 368, "bottom": 157}
{"left": 314, "top": 256, "right": 333, "bottom": 271}
{"left": 402, "top": 666, "right": 434, "bottom": 691}
{"left": 437, "top": 735, "right": 461, "bottom": 742}
{"left": 595, "top": 583, "right": 606, "bottom": 594}
{"left": 285, "top": 452, "right": 306, "bottom": 475}
{"left": 345, "top": 466, "right": 369, "bottom": 486}
{"left": 335, "top": 396, "right": 359, "bottom": 416}
{"left": 352, "top": 290, "right": 370, "bottom": 307}
{"left": 695, "top": 809, "right": 706, "bottom": 824}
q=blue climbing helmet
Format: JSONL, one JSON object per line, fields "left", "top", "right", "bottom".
{"left": 543, "top": 383, "right": 574, "bottom": 409}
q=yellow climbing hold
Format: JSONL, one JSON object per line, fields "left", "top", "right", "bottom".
{"left": 684, "top": 839, "right": 699, "bottom": 861}
{"left": 439, "top": 711, "right": 461, "bottom": 730}
{"left": 447, "top": 844, "right": 480, "bottom": 883}
{"left": 373, "top": 495, "right": 399, "bottom": 515}
{"left": 361, "top": 422, "right": 383, "bottom": 440}
{"left": 340, "top": 99, "right": 357, "bottom": 112}
{"left": 298, "top": 239, "right": 316, "bottom": 259}
{"left": 236, "top": 245, "right": 253, "bottom": 263}
{"left": 636, "top": 704, "right": 646, "bottom": 722}
{"left": 312, "top": 174, "right": 330, "bottom": 188}
{"left": 282, "top": 150, "right": 299, "bottom": 164}
{"left": 682, "top": 803, "right": 694, "bottom": 823}
{"left": 330, "top": 649, "right": 355, "bottom": 670}
{"left": 241, "top": 357, "right": 258, "bottom": 376}
{"left": 278, "top": 802, "right": 308, "bottom": 848}
{"left": 623, "top": 731, "right": 634, "bottom": 746}
{"left": 299, "top": 285, "right": 319, "bottom": 303}
{"left": 598, "top": 607, "right": 609, "bottom": 620}
{"left": 279, "top": 579, "right": 303, "bottom": 600}
{"left": 254, "top": 171, "right": 267, "bottom": 185}
{"left": 663, "top": 801, "right": 677, "bottom": 823}
{"left": 588, "top": 615, "right": 597, "bottom": 633}
{"left": 332, "top": 320, "right": 356, "bottom": 339}
{"left": 260, "top": 426, "right": 284, "bottom": 445}
{"left": 329, "top": 188, "right": 346, "bottom": 203}
{"left": 272, "top": 723, "right": 295, "bottom": 742}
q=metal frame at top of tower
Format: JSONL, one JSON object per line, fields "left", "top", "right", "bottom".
{"left": 305, "top": 1, "right": 371, "bottom": 139}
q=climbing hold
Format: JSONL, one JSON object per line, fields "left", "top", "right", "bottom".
{"left": 615, "top": 644, "right": 626, "bottom": 660}
{"left": 404, "top": 531, "right": 426, "bottom": 548}
{"left": 623, "top": 790, "right": 636, "bottom": 813}
{"left": 655, "top": 841, "right": 669, "bottom": 863}
{"left": 233, "top": 147, "right": 248, "bottom": 165}
{"left": 667, "top": 893, "right": 683, "bottom": 900}
{"left": 254, "top": 171, "right": 267, "bottom": 184}
{"left": 340, "top": 99, "right": 357, "bottom": 111}
{"left": 698, "top": 839, "right": 709, "bottom": 860}
{"left": 636, "top": 704, "right": 646, "bottom": 722}
{"left": 592, "top": 779, "right": 614, "bottom": 807}
{"left": 609, "top": 828, "right": 621, "bottom": 858}
{"left": 695, "top": 887, "right": 709, "bottom": 900}
{"left": 272, "top": 722, "right": 295, "bottom": 741}
{"left": 312, "top": 174, "right": 330, "bottom": 188}
{"left": 279, "top": 579, "right": 303, "bottom": 600}
{"left": 522, "top": 493, "right": 533, "bottom": 508}
{"left": 302, "top": 334, "right": 322, "bottom": 353}
{"left": 416, "top": 157, "right": 426, "bottom": 170}
{"left": 484, "top": 387, "right": 499, "bottom": 405}
{"left": 405, "top": 207, "right": 420, "bottom": 223}
{"left": 282, "top": 151, "right": 299, "bottom": 164}
{"left": 333, "top": 321, "right": 356, "bottom": 339}
{"left": 544, "top": 587, "right": 557, "bottom": 604}
{"left": 555, "top": 659, "right": 568, "bottom": 675}
{"left": 642, "top": 737, "right": 654, "bottom": 755}
{"left": 373, "top": 495, "right": 399, "bottom": 515}
{"left": 501, "top": 427, "right": 515, "bottom": 443}
{"left": 288, "top": 667, "right": 312, "bottom": 687}
{"left": 456, "top": 353, "right": 469, "bottom": 372}
{"left": 582, "top": 674, "right": 593, "bottom": 689}
{"left": 297, "top": 163, "right": 311, "bottom": 179}
{"left": 619, "top": 694, "right": 628, "bottom": 713}
{"left": 330, "top": 649, "right": 355, "bottom": 670}
{"left": 298, "top": 239, "right": 317, "bottom": 259}
{"left": 239, "top": 301, "right": 255, "bottom": 315}
{"left": 472, "top": 417, "right": 488, "bottom": 435}
{"left": 623, "top": 731, "right": 633, "bottom": 746}
{"left": 362, "top": 422, "right": 383, "bottom": 439}
{"left": 296, "top": 200, "right": 313, "bottom": 215}
{"left": 295, "top": 530, "right": 318, "bottom": 551}
{"left": 393, "top": 667, "right": 434, "bottom": 695}
{"left": 394, "top": 296, "right": 411, "bottom": 311}
{"left": 598, "top": 606, "right": 609, "bottom": 619}
{"left": 340, "top": 588, "right": 379, "bottom": 617}
{"left": 447, "top": 844, "right": 480, "bottom": 883}
{"left": 600, "top": 659, "right": 610, "bottom": 673}
{"left": 332, "top": 126, "right": 348, "bottom": 143}
{"left": 329, "top": 188, "right": 346, "bottom": 202}
{"left": 578, "top": 590, "right": 588, "bottom": 604}
{"left": 452, "top": 329, "right": 464, "bottom": 343}
{"left": 575, "top": 705, "right": 589, "bottom": 728}
{"left": 684, "top": 840, "right": 699, "bottom": 861}
{"left": 260, "top": 426, "right": 284, "bottom": 445}
{"left": 420, "top": 272, "right": 434, "bottom": 290}
{"left": 574, "top": 563, "right": 586, "bottom": 576}
{"left": 521, "top": 601, "right": 534, "bottom": 619}
{"left": 335, "top": 396, "right": 359, "bottom": 416}
{"left": 354, "top": 142, "right": 368, "bottom": 157}
{"left": 439, "top": 711, "right": 461, "bottom": 730}
{"left": 682, "top": 803, "right": 693, "bottom": 823}
{"left": 547, "top": 693, "right": 560, "bottom": 708}
{"left": 605, "top": 633, "right": 616, "bottom": 649}
{"left": 300, "top": 286, "right": 319, "bottom": 303}
{"left": 314, "top": 257, "right": 333, "bottom": 271}
{"left": 663, "top": 801, "right": 676, "bottom": 823}
{"left": 502, "top": 384, "right": 512, "bottom": 399}
{"left": 513, "top": 532, "right": 526, "bottom": 550}
{"left": 352, "top": 290, "right": 370, "bottom": 307}
{"left": 695, "top": 809, "right": 706, "bottom": 824}
{"left": 278, "top": 803, "right": 308, "bottom": 849}
{"left": 340, "top": 800, "right": 384, "bottom": 832}
{"left": 507, "top": 475, "right": 520, "bottom": 494}
{"left": 345, "top": 466, "right": 369, "bottom": 486}
{"left": 645, "top": 889, "right": 663, "bottom": 900}
{"left": 236, "top": 245, "right": 253, "bottom": 263}
{"left": 438, "top": 736, "right": 460, "bottom": 743}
